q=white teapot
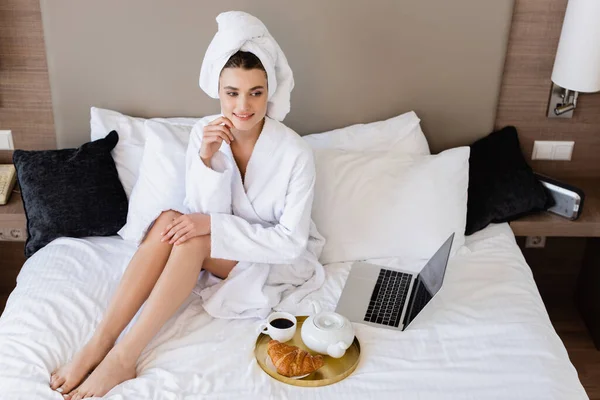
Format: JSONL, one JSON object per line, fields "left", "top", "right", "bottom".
{"left": 301, "top": 301, "right": 355, "bottom": 358}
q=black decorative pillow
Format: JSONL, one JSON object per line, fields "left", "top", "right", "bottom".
{"left": 466, "top": 126, "right": 551, "bottom": 235}
{"left": 13, "top": 131, "right": 128, "bottom": 257}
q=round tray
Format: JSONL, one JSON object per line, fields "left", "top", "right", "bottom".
{"left": 254, "top": 315, "right": 360, "bottom": 387}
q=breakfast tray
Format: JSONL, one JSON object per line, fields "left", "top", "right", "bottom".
{"left": 254, "top": 315, "right": 361, "bottom": 387}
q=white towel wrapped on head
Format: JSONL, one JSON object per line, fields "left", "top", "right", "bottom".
{"left": 199, "top": 11, "right": 294, "bottom": 121}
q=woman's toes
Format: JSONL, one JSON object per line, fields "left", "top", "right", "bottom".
{"left": 66, "top": 391, "right": 79, "bottom": 400}
{"left": 51, "top": 376, "right": 65, "bottom": 390}
{"left": 56, "top": 381, "right": 76, "bottom": 395}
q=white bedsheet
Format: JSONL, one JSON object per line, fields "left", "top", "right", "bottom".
{"left": 0, "top": 223, "right": 587, "bottom": 399}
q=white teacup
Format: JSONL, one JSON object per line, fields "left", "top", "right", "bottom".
{"left": 257, "top": 312, "right": 297, "bottom": 342}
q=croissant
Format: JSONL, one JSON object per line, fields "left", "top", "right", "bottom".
{"left": 267, "top": 340, "right": 325, "bottom": 377}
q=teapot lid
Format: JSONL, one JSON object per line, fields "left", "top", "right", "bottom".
{"left": 314, "top": 312, "right": 346, "bottom": 330}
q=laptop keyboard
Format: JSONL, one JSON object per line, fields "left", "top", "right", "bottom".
{"left": 364, "top": 268, "right": 412, "bottom": 327}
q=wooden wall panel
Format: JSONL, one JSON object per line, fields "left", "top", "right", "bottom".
{"left": 0, "top": 0, "right": 53, "bottom": 305}
{"left": 496, "top": 0, "right": 600, "bottom": 180}
{"left": 0, "top": 0, "right": 56, "bottom": 164}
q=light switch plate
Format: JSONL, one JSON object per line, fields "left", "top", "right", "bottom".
{"left": 553, "top": 143, "right": 574, "bottom": 160}
{"left": 532, "top": 140, "right": 574, "bottom": 161}
{"left": 532, "top": 141, "right": 553, "bottom": 160}
{"left": 0, "top": 130, "right": 14, "bottom": 150}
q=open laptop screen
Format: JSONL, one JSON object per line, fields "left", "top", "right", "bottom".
{"left": 403, "top": 233, "right": 454, "bottom": 329}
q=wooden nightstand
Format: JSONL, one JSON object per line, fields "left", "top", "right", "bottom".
{"left": 0, "top": 189, "right": 26, "bottom": 242}
{"left": 0, "top": 189, "right": 26, "bottom": 314}
{"left": 510, "top": 178, "right": 600, "bottom": 350}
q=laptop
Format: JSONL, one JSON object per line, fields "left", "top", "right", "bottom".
{"left": 335, "top": 233, "right": 455, "bottom": 331}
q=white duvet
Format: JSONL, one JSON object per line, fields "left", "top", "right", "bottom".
{"left": 0, "top": 224, "right": 587, "bottom": 399}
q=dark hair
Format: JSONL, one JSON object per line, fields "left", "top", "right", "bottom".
{"left": 221, "top": 51, "right": 267, "bottom": 75}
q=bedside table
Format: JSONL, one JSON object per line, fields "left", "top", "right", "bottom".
{"left": 510, "top": 178, "right": 600, "bottom": 350}
{"left": 0, "top": 189, "right": 26, "bottom": 314}
{"left": 0, "top": 189, "right": 26, "bottom": 241}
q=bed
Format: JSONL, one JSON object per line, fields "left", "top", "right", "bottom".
{"left": 0, "top": 1, "right": 589, "bottom": 398}
{"left": 0, "top": 223, "right": 586, "bottom": 399}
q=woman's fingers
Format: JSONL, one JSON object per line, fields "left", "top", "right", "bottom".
{"left": 207, "top": 117, "right": 235, "bottom": 141}
{"left": 169, "top": 226, "right": 192, "bottom": 245}
{"left": 203, "top": 130, "right": 230, "bottom": 145}
{"left": 161, "top": 217, "right": 181, "bottom": 236}
{"left": 160, "top": 224, "right": 185, "bottom": 242}
{"left": 161, "top": 217, "right": 186, "bottom": 241}
{"left": 208, "top": 116, "right": 234, "bottom": 129}
{"left": 204, "top": 125, "right": 234, "bottom": 143}
{"left": 174, "top": 233, "right": 193, "bottom": 246}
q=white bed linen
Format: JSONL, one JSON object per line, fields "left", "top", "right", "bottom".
{"left": 0, "top": 223, "right": 587, "bottom": 399}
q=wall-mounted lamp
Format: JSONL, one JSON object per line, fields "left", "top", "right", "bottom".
{"left": 548, "top": 0, "right": 600, "bottom": 118}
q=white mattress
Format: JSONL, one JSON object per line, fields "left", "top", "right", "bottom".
{"left": 0, "top": 223, "right": 587, "bottom": 399}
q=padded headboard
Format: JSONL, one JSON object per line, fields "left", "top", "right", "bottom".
{"left": 40, "top": 0, "right": 514, "bottom": 152}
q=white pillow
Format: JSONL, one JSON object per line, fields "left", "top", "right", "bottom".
{"left": 312, "top": 147, "right": 470, "bottom": 264}
{"left": 303, "top": 111, "right": 430, "bottom": 155}
{"left": 117, "top": 120, "right": 192, "bottom": 244}
{"left": 90, "top": 107, "right": 201, "bottom": 199}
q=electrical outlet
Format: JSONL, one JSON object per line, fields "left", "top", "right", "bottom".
{"left": 525, "top": 236, "right": 546, "bottom": 248}
{"left": 0, "top": 227, "right": 25, "bottom": 241}
{"left": 0, "top": 130, "right": 14, "bottom": 150}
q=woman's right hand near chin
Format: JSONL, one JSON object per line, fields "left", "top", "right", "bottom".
{"left": 199, "top": 116, "right": 235, "bottom": 166}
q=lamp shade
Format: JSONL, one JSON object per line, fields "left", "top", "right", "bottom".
{"left": 551, "top": 0, "right": 600, "bottom": 93}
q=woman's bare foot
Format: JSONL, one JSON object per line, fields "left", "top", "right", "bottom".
{"left": 65, "top": 346, "right": 137, "bottom": 400}
{"left": 49, "top": 335, "right": 114, "bottom": 395}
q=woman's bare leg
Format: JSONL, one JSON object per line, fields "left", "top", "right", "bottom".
{"left": 66, "top": 235, "right": 237, "bottom": 400}
{"left": 50, "top": 210, "right": 182, "bottom": 394}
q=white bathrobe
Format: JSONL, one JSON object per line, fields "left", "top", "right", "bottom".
{"left": 183, "top": 116, "right": 326, "bottom": 319}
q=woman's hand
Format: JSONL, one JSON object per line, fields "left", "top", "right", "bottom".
{"left": 161, "top": 213, "right": 211, "bottom": 245}
{"left": 200, "top": 117, "right": 235, "bottom": 165}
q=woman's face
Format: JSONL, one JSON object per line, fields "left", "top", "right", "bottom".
{"left": 219, "top": 67, "right": 268, "bottom": 131}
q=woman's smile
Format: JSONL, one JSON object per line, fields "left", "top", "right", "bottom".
{"left": 233, "top": 112, "right": 255, "bottom": 121}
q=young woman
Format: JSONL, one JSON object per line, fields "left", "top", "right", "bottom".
{"left": 50, "top": 12, "right": 324, "bottom": 400}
